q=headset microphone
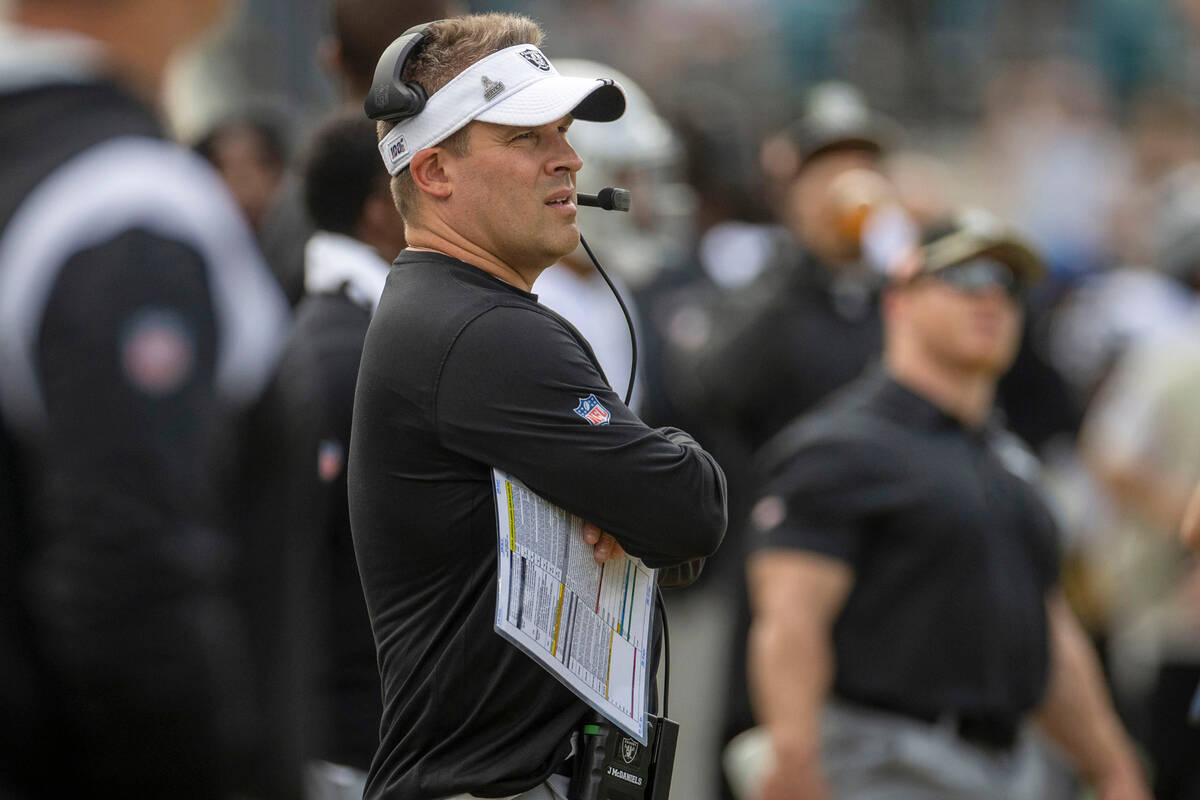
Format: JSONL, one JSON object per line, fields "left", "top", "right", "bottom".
{"left": 577, "top": 187, "right": 631, "bottom": 212}
{"left": 576, "top": 187, "right": 636, "bottom": 405}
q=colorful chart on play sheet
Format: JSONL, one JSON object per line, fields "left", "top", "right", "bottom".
{"left": 491, "top": 469, "right": 655, "bottom": 744}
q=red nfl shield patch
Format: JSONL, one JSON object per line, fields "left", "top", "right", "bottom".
{"left": 574, "top": 394, "right": 611, "bottom": 426}
{"left": 120, "top": 308, "right": 194, "bottom": 397}
{"left": 317, "top": 439, "right": 345, "bottom": 482}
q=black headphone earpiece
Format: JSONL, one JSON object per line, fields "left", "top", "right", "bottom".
{"left": 364, "top": 21, "right": 442, "bottom": 122}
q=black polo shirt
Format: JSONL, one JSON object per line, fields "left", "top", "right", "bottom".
{"left": 349, "top": 251, "right": 726, "bottom": 799}
{"left": 752, "top": 368, "right": 1061, "bottom": 724}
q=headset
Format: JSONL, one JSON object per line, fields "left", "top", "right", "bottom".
{"left": 363, "top": 21, "right": 441, "bottom": 122}
{"left": 362, "top": 23, "right": 638, "bottom": 405}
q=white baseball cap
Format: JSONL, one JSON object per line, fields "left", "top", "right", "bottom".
{"left": 377, "top": 44, "right": 625, "bottom": 176}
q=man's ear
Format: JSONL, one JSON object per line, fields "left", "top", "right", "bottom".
{"left": 409, "top": 148, "right": 453, "bottom": 201}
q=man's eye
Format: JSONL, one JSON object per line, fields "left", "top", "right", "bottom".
{"left": 513, "top": 131, "right": 535, "bottom": 141}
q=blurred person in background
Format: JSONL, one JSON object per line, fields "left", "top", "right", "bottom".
{"left": 740, "top": 211, "right": 1149, "bottom": 800}
{"left": 1031, "top": 91, "right": 1200, "bottom": 698}
{"left": 971, "top": 58, "right": 1129, "bottom": 286}
{"left": 692, "top": 81, "right": 901, "bottom": 459}
{"left": 257, "top": 0, "right": 463, "bottom": 306}
{"left": 633, "top": 85, "right": 773, "bottom": 443}
{"left": 1028, "top": 93, "right": 1200, "bottom": 692}
{"left": 280, "top": 110, "right": 405, "bottom": 800}
{"left": 672, "top": 80, "right": 777, "bottom": 296}
{"left": 318, "top": 0, "right": 466, "bottom": 105}
{"left": 1040, "top": 89, "right": 1200, "bottom": 419}
{"left": 1079, "top": 164, "right": 1200, "bottom": 800}
{"left": 194, "top": 111, "right": 289, "bottom": 234}
{"left": 685, "top": 82, "right": 909, "bottom": 799}
{"left": 0, "top": 0, "right": 297, "bottom": 796}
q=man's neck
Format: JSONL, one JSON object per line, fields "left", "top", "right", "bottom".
{"left": 883, "top": 350, "right": 997, "bottom": 428}
{"left": 405, "top": 226, "right": 544, "bottom": 292}
{"left": 557, "top": 251, "right": 596, "bottom": 279}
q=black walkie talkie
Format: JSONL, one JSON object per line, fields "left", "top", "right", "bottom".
{"left": 568, "top": 714, "right": 678, "bottom": 800}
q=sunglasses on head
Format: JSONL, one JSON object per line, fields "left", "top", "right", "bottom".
{"left": 926, "top": 257, "right": 1023, "bottom": 299}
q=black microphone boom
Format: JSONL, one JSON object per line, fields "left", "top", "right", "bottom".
{"left": 574, "top": 185, "right": 636, "bottom": 403}
{"left": 577, "top": 187, "right": 631, "bottom": 212}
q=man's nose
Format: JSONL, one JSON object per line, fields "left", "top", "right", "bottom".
{"left": 550, "top": 137, "right": 583, "bottom": 174}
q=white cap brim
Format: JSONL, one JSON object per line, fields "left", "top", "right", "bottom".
{"left": 476, "top": 75, "right": 625, "bottom": 126}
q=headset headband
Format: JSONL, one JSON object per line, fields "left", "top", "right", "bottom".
{"left": 363, "top": 21, "right": 441, "bottom": 123}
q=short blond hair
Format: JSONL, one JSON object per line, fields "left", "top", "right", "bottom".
{"left": 377, "top": 13, "right": 545, "bottom": 225}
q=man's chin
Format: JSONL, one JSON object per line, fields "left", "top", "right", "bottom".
{"left": 550, "top": 229, "right": 582, "bottom": 263}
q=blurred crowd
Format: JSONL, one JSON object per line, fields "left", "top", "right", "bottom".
{"left": 9, "top": 0, "right": 1200, "bottom": 797}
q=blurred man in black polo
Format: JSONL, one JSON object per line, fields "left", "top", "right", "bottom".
{"left": 349, "top": 14, "right": 726, "bottom": 800}
{"left": 743, "top": 212, "right": 1149, "bottom": 800}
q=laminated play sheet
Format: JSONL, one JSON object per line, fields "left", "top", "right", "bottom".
{"left": 491, "top": 468, "right": 656, "bottom": 744}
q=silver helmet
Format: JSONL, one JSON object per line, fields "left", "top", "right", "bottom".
{"left": 554, "top": 58, "right": 696, "bottom": 287}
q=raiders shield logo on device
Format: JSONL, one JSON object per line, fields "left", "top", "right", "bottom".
{"left": 520, "top": 48, "right": 551, "bottom": 71}
{"left": 621, "top": 737, "right": 638, "bottom": 764}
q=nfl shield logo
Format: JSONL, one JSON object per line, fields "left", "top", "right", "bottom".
{"left": 621, "top": 737, "right": 638, "bottom": 764}
{"left": 317, "top": 439, "right": 345, "bottom": 482}
{"left": 574, "top": 394, "right": 611, "bottom": 426}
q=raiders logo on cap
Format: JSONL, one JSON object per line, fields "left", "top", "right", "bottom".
{"left": 520, "top": 48, "right": 551, "bottom": 71}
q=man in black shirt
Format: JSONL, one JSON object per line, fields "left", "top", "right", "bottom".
{"left": 0, "top": 0, "right": 293, "bottom": 796}
{"left": 744, "top": 212, "right": 1148, "bottom": 799}
{"left": 282, "top": 111, "right": 406, "bottom": 796}
{"left": 349, "top": 14, "right": 727, "bottom": 800}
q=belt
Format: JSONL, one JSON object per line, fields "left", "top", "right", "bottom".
{"left": 834, "top": 694, "right": 1019, "bottom": 751}
{"left": 945, "top": 713, "right": 1019, "bottom": 750}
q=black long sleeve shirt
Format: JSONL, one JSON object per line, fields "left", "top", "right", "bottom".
{"left": 349, "top": 251, "right": 726, "bottom": 799}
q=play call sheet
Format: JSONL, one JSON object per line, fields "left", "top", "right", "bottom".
{"left": 491, "top": 469, "right": 655, "bottom": 744}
